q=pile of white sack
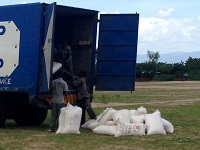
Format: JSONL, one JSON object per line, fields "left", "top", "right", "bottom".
{"left": 56, "top": 103, "right": 174, "bottom": 137}
{"left": 81, "top": 106, "right": 174, "bottom": 137}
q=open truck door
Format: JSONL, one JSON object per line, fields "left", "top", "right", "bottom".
{"left": 96, "top": 14, "right": 139, "bottom": 91}
{"left": 39, "top": 3, "right": 56, "bottom": 93}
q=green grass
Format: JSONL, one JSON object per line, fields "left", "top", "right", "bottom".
{"left": 93, "top": 89, "right": 199, "bottom": 104}
{"left": 93, "top": 81, "right": 200, "bottom": 103}
{"left": 0, "top": 81, "right": 200, "bottom": 150}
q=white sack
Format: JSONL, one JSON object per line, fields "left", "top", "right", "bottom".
{"left": 135, "top": 106, "right": 147, "bottom": 116}
{"left": 62, "top": 103, "right": 82, "bottom": 134}
{"left": 96, "top": 108, "right": 110, "bottom": 122}
{"left": 115, "top": 123, "right": 146, "bottom": 137}
{"left": 93, "top": 125, "right": 118, "bottom": 136}
{"left": 88, "top": 121, "right": 99, "bottom": 130}
{"left": 56, "top": 107, "right": 66, "bottom": 134}
{"left": 81, "top": 119, "right": 96, "bottom": 129}
{"left": 129, "top": 109, "right": 136, "bottom": 115}
{"left": 98, "top": 108, "right": 116, "bottom": 126}
{"left": 161, "top": 118, "right": 174, "bottom": 133}
{"left": 106, "top": 121, "right": 116, "bottom": 126}
{"left": 144, "top": 110, "right": 166, "bottom": 135}
{"left": 112, "top": 109, "right": 130, "bottom": 124}
{"left": 130, "top": 115, "right": 145, "bottom": 123}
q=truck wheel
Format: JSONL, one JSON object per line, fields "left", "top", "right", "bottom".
{"left": 33, "top": 107, "right": 48, "bottom": 125}
{"left": 0, "top": 102, "right": 7, "bottom": 127}
{"left": 14, "top": 104, "right": 47, "bottom": 126}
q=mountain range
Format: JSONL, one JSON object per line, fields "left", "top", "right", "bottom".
{"left": 136, "top": 51, "right": 200, "bottom": 64}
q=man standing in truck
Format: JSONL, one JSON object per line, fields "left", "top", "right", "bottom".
{"left": 55, "top": 40, "right": 74, "bottom": 83}
{"left": 49, "top": 76, "right": 68, "bottom": 132}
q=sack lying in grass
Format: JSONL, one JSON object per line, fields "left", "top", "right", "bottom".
{"left": 130, "top": 115, "right": 145, "bottom": 123}
{"left": 161, "top": 118, "right": 174, "bottom": 133}
{"left": 112, "top": 109, "right": 130, "bottom": 124}
{"left": 93, "top": 125, "right": 118, "bottom": 136}
{"left": 98, "top": 108, "right": 116, "bottom": 126}
{"left": 106, "top": 121, "right": 116, "bottom": 126}
{"left": 144, "top": 110, "right": 166, "bottom": 135}
{"left": 96, "top": 108, "right": 110, "bottom": 122}
{"left": 135, "top": 106, "right": 147, "bottom": 116}
{"left": 88, "top": 121, "right": 99, "bottom": 130}
{"left": 56, "top": 107, "right": 67, "bottom": 134}
{"left": 62, "top": 103, "right": 82, "bottom": 134}
{"left": 115, "top": 123, "right": 146, "bottom": 137}
{"left": 81, "top": 119, "right": 96, "bottom": 129}
{"left": 129, "top": 109, "right": 136, "bottom": 115}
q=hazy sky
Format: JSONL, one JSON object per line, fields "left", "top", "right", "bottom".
{"left": 1, "top": 0, "right": 200, "bottom": 54}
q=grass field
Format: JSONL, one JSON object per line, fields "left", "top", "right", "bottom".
{"left": 0, "top": 81, "right": 200, "bottom": 150}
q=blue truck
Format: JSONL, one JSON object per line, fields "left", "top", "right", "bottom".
{"left": 0, "top": 2, "right": 139, "bottom": 127}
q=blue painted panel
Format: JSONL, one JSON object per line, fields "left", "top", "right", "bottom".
{"left": 0, "top": 3, "right": 43, "bottom": 96}
{"left": 97, "top": 60, "right": 136, "bottom": 75}
{"left": 98, "top": 31, "right": 138, "bottom": 46}
{"left": 99, "top": 14, "right": 139, "bottom": 31}
{"left": 96, "top": 14, "right": 139, "bottom": 91}
{"left": 97, "top": 46, "right": 137, "bottom": 60}
{"left": 96, "top": 76, "right": 135, "bottom": 91}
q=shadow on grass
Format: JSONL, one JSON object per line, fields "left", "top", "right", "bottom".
{"left": 1, "top": 119, "right": 49, "bottom": 131}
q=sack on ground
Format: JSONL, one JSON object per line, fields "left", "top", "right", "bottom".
{"left": 62, "top": 104, "right": 82, "bottom": 134}
{"left": 56, "top": 107, "right": 66, "bottom": 134}
{"left": 144, "top": 109, "right": 166, "bottom": 135}
{"left": 115, "top": 123, "right": 146, "bottom": 137}
{"left": 81, "top": 119, "right": 96, "bottom": 129}
{"left": 130, "top": 115, "right": 145, "bottom": 123}
{"left": 161, "top": 118, "right": 174, "bottom": 133}
{"left": 98, "top": 108, "right": 116, "bottom": 126}
{"left": 106, "top": 120, "right": 116, "bottom": 126}
{"left": 93, "top": 125, "right": 118, "bottom": 136}
{"left": 129, "top": 109, "right": 136, "bottom": 115}
{"left": 112, "top": 109, "right": 130, "bottom": 124}
{"left": 88, "top": 121, "right": 99, "bottom": 130}
{"left": 96, "top": 108, "right": 110, "bottom": 122}
{"left": 135, "top": 106, "right": 147, "bottom": 116}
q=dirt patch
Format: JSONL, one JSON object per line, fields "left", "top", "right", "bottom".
{"left": 136, "top": 81, "right": 200, "bottom": 90}
{"left": 92, "top": 98, "right": 200, "bottom": 108}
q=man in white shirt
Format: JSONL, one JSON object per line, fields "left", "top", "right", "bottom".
{"left": 49, "top": 77, "right": 68, "bottom": 132}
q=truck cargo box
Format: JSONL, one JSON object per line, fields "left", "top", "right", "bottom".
{"left": 0, "top": 2, "right": 139, "bottom": 126}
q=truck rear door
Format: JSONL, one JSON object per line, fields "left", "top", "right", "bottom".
{"left": 96, "top": 14, "right": 139, "bottom": 91}
{"left": 39, "top": 3, "right": 56, "bottom": 92}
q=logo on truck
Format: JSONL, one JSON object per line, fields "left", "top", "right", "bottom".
{"left": 0, "top": 21, "right": 20, "bottom": 77}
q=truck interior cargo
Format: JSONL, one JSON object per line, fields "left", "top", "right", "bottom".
{"left": 53, "top": 6, "right": 98, "bottom": 91}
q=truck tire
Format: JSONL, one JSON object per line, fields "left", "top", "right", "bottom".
{"left": 14, "top": 104, "right": 47, "bottom": 126}
{"left": 0, "top": 102, "right": 7, "bottom": 127}
{"left": 33, "top": 107, "right": 48, "bottom": 125}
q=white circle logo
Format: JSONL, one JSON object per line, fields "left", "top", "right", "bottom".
{"left": 0, "top": 21, "right": 20, "bottom": 77}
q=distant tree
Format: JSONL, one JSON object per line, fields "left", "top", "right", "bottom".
{"left": 185, "top": 57, "right": 200, "bottom": 80}
{"left": 147, "top": 50, "right": 160, "bottom": 80}
{"left": 158, "top": 63, "right": 173, "bottom": 74}
{"left": 136, "top": 62, "right": 155, "bottom": 77}
{"left": 147, "top": 50, "right": 160, "bottom": 63}
{"left": 172, "top": 62, "right": 186, "bottom": 77}
{"left": 185, "top": 57, "right": 200, "bottom": 72}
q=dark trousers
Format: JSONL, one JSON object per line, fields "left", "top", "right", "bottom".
{"left": 77, "top": 97, "right": 96, "bottom": 125}
{"left": 49, "top": 103, "right": 65, "bottom": 130}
